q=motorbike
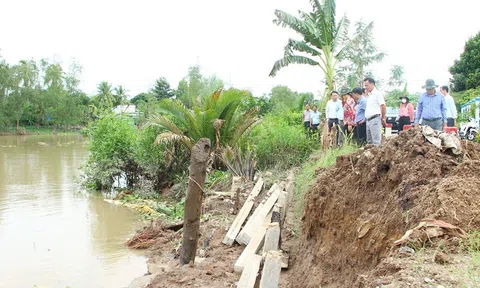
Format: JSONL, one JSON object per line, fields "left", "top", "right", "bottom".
{"left": 459, "top": 118, "right": 478, "bottom": 141}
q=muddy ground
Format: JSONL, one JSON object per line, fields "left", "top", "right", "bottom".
{"left": 127, "top": 128, "right": 480, "bottom": 288}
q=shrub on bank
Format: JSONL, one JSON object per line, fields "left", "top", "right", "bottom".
{"left": 250, "top": 106, "right": 317, "bottom": 170}
{"left": 84, "top": 114, "right": 139, "bottom": 190}
{"left": 136, "top": 125, "right": 189, "bottom": 191}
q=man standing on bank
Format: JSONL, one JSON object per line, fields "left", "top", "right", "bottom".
{"left": 415, "top": 79, "right": 447, "bottom": 131}
{"left": 352, "top": 87, "right": 367, "bottom": 145}
{"left": 439, "top": 85, "right": 458, "bottom": 127}
{"left": 364, "top": 77, "right": 386, "bottom": 146}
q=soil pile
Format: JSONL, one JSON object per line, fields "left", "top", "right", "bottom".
{"left": 289, "top": 128, "right": 480, "bottom": 288}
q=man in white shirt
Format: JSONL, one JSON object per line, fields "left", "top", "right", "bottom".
{"left": 364, "top": 78, "right": 386, "bottom": 146}
{"left": 325, "top": 91, "right": 341, "bottom": 132}
{"left": 440, "top": 85, "right": 457, "bottom": 127}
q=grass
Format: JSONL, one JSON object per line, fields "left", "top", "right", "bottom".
{"left": 0, "top": 125, "right": 83, "bottom": 135}
{"left": 458, "top": 231, "right": 480, "bottom": 287}
{"left": 292, "top": 143, "right": 358, "bottom": 236}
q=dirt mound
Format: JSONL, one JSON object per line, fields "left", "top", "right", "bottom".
{"left": 288, "top": 128, "right": 480, "bottom": 288}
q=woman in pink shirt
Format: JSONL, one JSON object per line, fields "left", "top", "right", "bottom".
{"left": 398, "top": 96, "right": 415, "bottom": 131}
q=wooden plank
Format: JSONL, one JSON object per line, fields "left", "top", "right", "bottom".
{"left": 236, "top": 184, "right": 280, "bottom": 245}
{"left": 263, "top": 222, "right": 280, "bottom": 254}
{"left": 277, "top": 191, "right": 288, "bottom": 225}
{"left": 237, "top": 254, "right": 262, "bottom": 288}
{"left": 259, "top": 250, "right": 283, "bottom": 288}
{"left": 285, "top": 181, "right": 294, "bottom": 204}
{"left": 234, "top": 212, "right": 272, "bottom": 273}
{"left": 222, "top": 178, "right": 264, "bottom": 245}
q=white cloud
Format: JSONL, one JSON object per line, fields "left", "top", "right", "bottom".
{"left": 1, "top": 0, "right": 478, "bottom": 96}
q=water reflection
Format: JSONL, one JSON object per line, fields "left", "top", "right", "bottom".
{"left": 0, "top": 134, "right": 145, "bottom": 288}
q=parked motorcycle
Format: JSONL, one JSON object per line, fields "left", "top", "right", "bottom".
{"left": 459, "top": 118, "right": 478, "bottom": 141}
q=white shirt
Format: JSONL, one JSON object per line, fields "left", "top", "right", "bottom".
{"left": 365, "top": 87, "right": 385, "bottom": 119}
{"left": 444, "top": 94, "right": 458, "bottom": 119}
{"left": 325, "top": 100, "right": 341, "bottom": 119}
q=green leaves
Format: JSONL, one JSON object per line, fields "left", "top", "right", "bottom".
{"left": 450, "top": 31, "right": 480, "bottom": 92}
{"left": 149, "top": 89, "right": 258, "bottom": 152}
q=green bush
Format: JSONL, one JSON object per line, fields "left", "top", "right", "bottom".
{"left": 250, "top": 107, "right": 316, "bottom": 170}
{"left": 136, "top": 125, "right": 189, "bottom": 190}
{"left": 84, "top": 114, "right": 139, "bottom": 190}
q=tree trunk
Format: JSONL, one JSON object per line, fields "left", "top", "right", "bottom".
{"left": 180, "top": 138, "right": 211, "bottom": 265}
{"left": 16, "top": 119, "right": 19, "bottom": 131}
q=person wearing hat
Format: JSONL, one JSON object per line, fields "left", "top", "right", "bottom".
{"left": 398, "top": 95, "right": 415, "bottom": 131}
{"left": 415, "top": 79, "right": 447, "bottom": 131}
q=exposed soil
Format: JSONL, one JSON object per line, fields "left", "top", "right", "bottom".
{"left": 127, "top": 180, "right": 264, "bottom": 288}
{"left": 284, "top": 128, "right": 480, "bottom": 288}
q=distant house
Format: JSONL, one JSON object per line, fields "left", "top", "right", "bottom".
{"left": 460, "top": 97, "right": 480, "bottom": 125}
{"left": 112, "top": 104, "right": 137, "bottom": 116}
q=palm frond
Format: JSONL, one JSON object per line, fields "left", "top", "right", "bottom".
{"left": 228, "top": 108, "right": 261, "bottom": 147}
{"left": 273, "top": 10, "right": 311, "bottom": 37}
{"left": 154, "top": 132, "right": 192, "bottom": 149}
{"left": 270, "top": 55, "right": 320, "bottom": 77}
{"left": 284, "top": 39, "right": 321, "bottom": 57}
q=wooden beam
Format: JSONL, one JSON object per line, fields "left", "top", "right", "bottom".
{"left": 222, "top": 178, "right": 264, "bottom": 245}
{"left": 236, "top": 184, "right": 280, "bottom": 245}
{"left": 234, "top": 212, "right": 272, "bottom": 273}
{"left": 263, "top": 222, "right": 280, "bottom": 254}
{"left": 259, "top": 250, "right": 283, "bottom": 288}
{"left": 237, "top": 254, "right": 262, "bottom": 288}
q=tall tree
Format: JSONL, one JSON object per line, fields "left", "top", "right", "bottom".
{"left": 387, "top": 65, "right": 405, "bottom": 88}
{"left": 151, "top": 77, "right": 175, "bottom": 100}
{"left": 269, "top": 0, "right": 372, "bottom": 94}
{"left": 449, "top": 31, "right": 480, "bottom": 92}
{"left": 44, "top": 63, "right": 64, "bottom": 90}
{"left": 113, "top": 85, "right": 128, "bottom": 106}
{"left": 96, "top": 81, "right": 115, "bottom": 110}
{"left": 336, "top": 21, "right": 385, "bottom": 89}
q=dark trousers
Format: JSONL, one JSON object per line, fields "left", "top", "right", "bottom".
{"left": 328, "top": 118, "right": 339, "bottom": 132}
{"left": 398, "top": 116, "right": 411, "bottom": 131}
{"left": 447, "top": 118, "right": 455, "bottom": 127}
{"left": 355, "top": 122, "right": 367, "bottom": 145}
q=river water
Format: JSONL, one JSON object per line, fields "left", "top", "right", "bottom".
{"left": 0, "top": 134, "right": 146, "bottom": 288}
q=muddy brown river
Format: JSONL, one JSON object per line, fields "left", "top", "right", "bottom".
{"left": 0, "top": 134, "right": 146, "bottom": 288}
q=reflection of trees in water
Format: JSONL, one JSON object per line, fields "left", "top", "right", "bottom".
{"left": 87, "top": 193, "right": 141, "bottom": 266}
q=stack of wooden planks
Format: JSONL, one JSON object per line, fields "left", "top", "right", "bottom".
{"left": 222, "top": 172, "right": 295, "bottom": 288}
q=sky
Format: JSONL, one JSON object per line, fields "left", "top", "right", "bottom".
{"left": 1, "top": 0, "right": 479, "bottom": 98}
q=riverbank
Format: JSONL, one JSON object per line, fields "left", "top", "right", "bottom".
{"left": 0, "top": 125, "right": 85, "bottom": 136}
{"left": 123, "top": 129, "right": 480, "bottom": 288}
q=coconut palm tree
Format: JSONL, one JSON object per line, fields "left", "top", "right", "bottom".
{"left": 113, "top": 85, "right": 129, "bottom": 106}
{"left": 270, "top": 0, "right": 372, "bottom": 94}
{"left": 96, "top": 81, "right": 115, "bottom": 110}
{"left": 149, "top": 89, "right": 259, "bottom": 152}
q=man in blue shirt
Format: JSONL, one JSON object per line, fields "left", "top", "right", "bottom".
{"left": 352, "top": 87, "right": 367, "bottom": 145}
{"left": 415, "top": 79, "right": 447, "bottom": 131}
{"left": 310, "top": 104, "right": 321, "bottom": 133}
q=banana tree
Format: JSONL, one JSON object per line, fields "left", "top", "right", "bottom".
{"left": 270, "top": 0, "right": 373, "bottom": 95}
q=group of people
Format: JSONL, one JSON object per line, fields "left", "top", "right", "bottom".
{"left": 302, "top": 78, "right": 458, "bottom": 146}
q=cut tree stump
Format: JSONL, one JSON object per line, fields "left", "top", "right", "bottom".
{"left": 259, "top": 250, "right": 283, "bottom": 288}
{"left": 179, "top": 138, "right": 211, "bottom": 265}
{"left": 222, "top": 178, "right": 264, "bottom": 245}
{"left": 236, "top": 184, "right": 280, "bottom": 245}
{"left": 237, "top": 254, "right": 262, "bottom": 288}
